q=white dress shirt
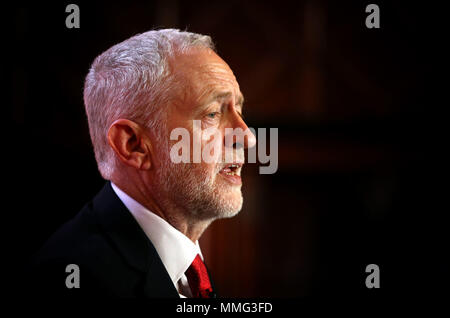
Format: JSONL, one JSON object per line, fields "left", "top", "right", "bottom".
{"left": 111, "top": 182, "right": 202, "bottom": 298}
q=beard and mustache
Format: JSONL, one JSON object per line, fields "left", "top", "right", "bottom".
{"left": 153, "top": 142, "right": 244, "bottom": 222}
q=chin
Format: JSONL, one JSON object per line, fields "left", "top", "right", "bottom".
{"left": 212, "top": 190, "right": 243, "bottom": 219}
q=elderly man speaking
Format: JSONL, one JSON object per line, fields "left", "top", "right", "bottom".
{"left": 31, "top": 29, "right": 256, "bottom": 298}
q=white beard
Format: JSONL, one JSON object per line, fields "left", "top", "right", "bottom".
{"left": 154, "top": 149, "right": 243, "bottom": 221}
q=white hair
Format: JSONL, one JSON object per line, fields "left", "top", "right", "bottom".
{"left": 83, "top": 29, "right": 215, "bottom": 179}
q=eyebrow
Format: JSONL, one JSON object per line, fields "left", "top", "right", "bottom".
{"left": 211, "top": 91, "right": 245, "bottom": 107}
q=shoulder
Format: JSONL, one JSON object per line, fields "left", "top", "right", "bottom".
{"left": 28, "top": 182, "right": 170, "bottom": 298}
{"left": 29, "top": 197, "right": 138, "bottom": 297}
{"left": 33, "top": 201, "right": 109, "bottom": 265}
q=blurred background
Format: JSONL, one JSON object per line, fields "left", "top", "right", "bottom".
{"left": 6, "top": 0, "right": 446, "bottom": 298}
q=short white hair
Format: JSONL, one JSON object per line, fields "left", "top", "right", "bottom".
{"left": 83, "top": 29, "right": 215, "bottom": 179}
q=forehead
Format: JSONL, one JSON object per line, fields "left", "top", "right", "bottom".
{"left": 171, "top": 48, "right": 242, "bottom": 104}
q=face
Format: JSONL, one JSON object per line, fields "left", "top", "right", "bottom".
{"left": 154, "top": 48, "right": 256, "bottom": 221}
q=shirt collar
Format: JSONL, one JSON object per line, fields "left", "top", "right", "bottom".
{"left": 111, "top": 182, "right": 202, "bottom": 287}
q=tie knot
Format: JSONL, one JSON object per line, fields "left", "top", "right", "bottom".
{"left": 185, "top": 254, "right": 213, "bottom": 298}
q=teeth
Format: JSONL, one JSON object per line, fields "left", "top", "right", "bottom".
{"left": 225, "top": 167, "right": 241, "bottom": 175}
{"left": 220, "top": 164, "right": 242, "bottom": 177}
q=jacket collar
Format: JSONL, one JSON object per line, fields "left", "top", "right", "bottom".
{"left": 92, "top": 182, "right": 179, "bottom": 298}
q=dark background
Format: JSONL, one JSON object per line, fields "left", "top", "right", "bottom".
{"left": 6, "top": 0, "right": 446, "bottom": 299}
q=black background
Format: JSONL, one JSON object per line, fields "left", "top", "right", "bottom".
{"left": 6, "top": 0, "right": 447, "bottom": 302}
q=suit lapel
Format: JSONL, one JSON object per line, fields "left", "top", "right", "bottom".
{"left": 204, "top": 262, "right": 219, "bottom": 298}
{"left": 92, "top": 182, "right": 179, "bottom": 298}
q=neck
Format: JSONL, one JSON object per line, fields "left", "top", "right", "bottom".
{"left": 111, "top": 174, "right": 212, "bottom": 242}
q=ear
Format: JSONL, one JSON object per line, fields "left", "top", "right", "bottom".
{"left": 107, "top": 119, "right": 152, "bottom": 171}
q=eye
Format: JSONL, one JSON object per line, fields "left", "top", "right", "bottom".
{"left": 206, "top": 112, "right": 219, "bottom": 119}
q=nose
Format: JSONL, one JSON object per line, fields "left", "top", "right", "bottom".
{"left": 224, "top": 111, "right": 257, "bottom": 150}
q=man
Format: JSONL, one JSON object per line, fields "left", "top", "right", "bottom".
{"left": 31, "top": 29, "right": 256, "bottom": 298}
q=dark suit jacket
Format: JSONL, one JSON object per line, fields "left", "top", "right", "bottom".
{"left": 31, "top": 182, "right": 216, "bottom": 298}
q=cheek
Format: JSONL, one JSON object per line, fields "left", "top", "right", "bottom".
{"left": 201, "top": 128, "right": 224, "bottom": 163}
{"left": 199, "top": 162, "right": 218, "bottom": 176}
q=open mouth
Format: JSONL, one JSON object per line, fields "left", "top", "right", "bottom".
{"left": 220, "top": 163, "right": 242, "bottom": 175}
{"left": 219, "top": 163, "right": 243, "bottom": 185}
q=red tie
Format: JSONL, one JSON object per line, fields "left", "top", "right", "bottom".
{"left": 185, "top": 254, "right": 213, "bottom": 298}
